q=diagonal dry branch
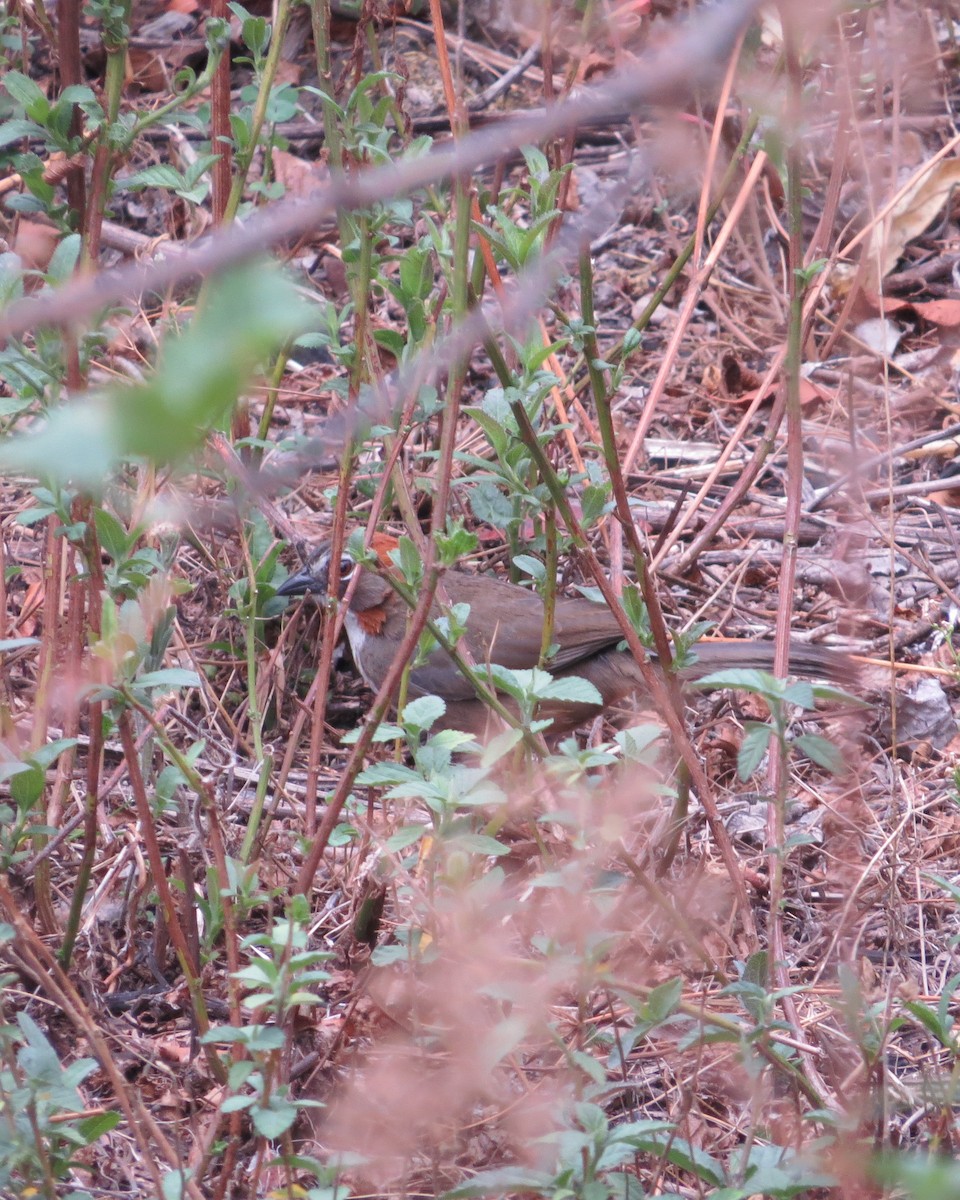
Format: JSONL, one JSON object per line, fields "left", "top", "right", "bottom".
{"left": 0, "top": 0, "right": 761, "bottom": 343}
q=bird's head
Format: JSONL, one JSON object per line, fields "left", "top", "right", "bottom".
{"left": 277, "top": 532, "right": 400, "bottom": 603}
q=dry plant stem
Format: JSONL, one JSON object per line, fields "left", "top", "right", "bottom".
{"left": 82, "top": 0, "right": 129, "bottom": 265}
{"left": 622, "top": 148, "right": 770, "bottom": 496}
{"left": 117, "top": 709, "right": 228, "bottom": 1084}
{"left": 55, "top": 0, "right": 85, "bottom": 220}
{"left": 128, "top": 701, "right": 244, "bottom": 1027}
{"left": 765, "top": 7, "right": 832, "bottom": 1108}
{"left": 810, "top": 422, "right": 960, "bottom": 511}
{"left": 507, "top": 398, "right": 758, "bottom": 942}
{"left": 837, "top": 127, "right": 960, "bottom": 264}
{"left": 579, "top": 249, "right": 689, "bottom": 866}
{"left": 303, "top": 442, "right": 354, "bottom": 835}
{"left": 427, "top": 0, "right": 460, "bottom": 122}
{"left": 31, "top": 520, "right": 67, "bottom": 936}
{"left": 294, "top": 559, "right": 445, "bottom": 895}
{"left": 668, "top": 200, "right": 844, "bottom": 574}
{"left": 570, "top": 112, "right": 761, "bottom": 402}
{"left": 0, "top": 0, "right": 762, "bottom": 345}
{"left": 210, "top": 0, "right": 232, "bottom": 220}
{"left": 579, "top": 250, "right": 682, "bottom": 704}
{"left": 59, "top": 555, "right": 105, "bottom": 968}
{"left": 670, "top": 369, "right": 786, "bottom": 573}
{"left": 0, "top": 877, "right": 206, "bottom": 1200}
{"left": 693, "top": 28, "right": 746, "bottom": 269}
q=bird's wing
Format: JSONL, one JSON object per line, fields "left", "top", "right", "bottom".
{"left": 406, "top": 575, "right": 625, "bottom": 695}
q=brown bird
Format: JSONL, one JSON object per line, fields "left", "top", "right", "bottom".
{"left": 277, "top": 533, "right": 855, "bottom": 736}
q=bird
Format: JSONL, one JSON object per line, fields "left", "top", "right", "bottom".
{"left": 276, "top": 533, "right": 856, "bottom": 737}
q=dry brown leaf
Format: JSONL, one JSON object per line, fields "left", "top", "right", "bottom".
{"left": 272, "top": 148, "right": 323, "bottom": 201}
{"left": 913, "top": 297, "right": 960, "bottom": 327}
{"left": 866, "top": 156, "right": 960, "bottom": 286}
{"left": 13, "top": 219, "right": 59, "bottom": 272}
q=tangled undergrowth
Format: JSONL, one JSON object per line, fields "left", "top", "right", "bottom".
{"left": 2, "top": 0, "right": 960, "bottom": 1196}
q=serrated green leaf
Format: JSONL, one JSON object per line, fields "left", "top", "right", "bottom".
{"left": 453, "top": 833, "right": 509, "bottom": 856}
{"left": 539, "top": 675, "right": 603, "bottom": 705}
{"left": 737, "top": 722, "right": 772, "bottom": 779}
{"left": 383, "top": 825, "right": 426, "bottom": 853}
{"left": 792, "top": 733, "right": 845, "bottom": 774}
{"left": 401, "top": 694, "right": 446, "bottom": 730}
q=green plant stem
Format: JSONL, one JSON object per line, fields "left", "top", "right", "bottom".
{"left": 83, "top": 0, "right": 131, "bottom": 263}
{"left": 128, "top": 53, "right": 224, "bottom": 141}
{"left": 310, "top": 0, "right": 344, "bottom": 169}
{"left": 241, "top": 539, "right": 266, "bottom": 766}
{"left": 295, "top": 558, "right": 447, "bottom": 894}
{"left": 223, "top": 0, "right": 294, "bottom": 223}
{"left": 301, "top": 439, "right": 356, "bottom": 835}
{"left": 255, "top": 343, "right": 291, "bottom": 450}
{"left": 567, "top": 113, "right": 761, "bottom": 396}
{"left": 497, "top": 384, "right": 757, "bottom": 940}
{"left": 578, "top": 250, "right": 679, "bottom": 690}
{"left": 240, "top": 753, "right": 273, "bottom": 864}
{"left": 538, "top": 505, "right": 558, "bottom": 668}
{"left": 58, "top": 786, "right": 97, "bottom": 967}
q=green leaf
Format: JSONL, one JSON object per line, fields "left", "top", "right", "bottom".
{"left": 782, "top": 680, "right": 814, "bottom": 708}
{"left": 400, "top": 694, "right": 446, "bottom": 731}
{"left": 161, "top": 1168, "right": 193, "bottom": 1200}
{"left": 10, "top": 762, "right": 43, "bottom": 808}
{"left": 137, "top": 669, "right": 200, "bottom": 689}
{"left": 742, "top": 950, "right": 768, "bottom": 988}
{"left": 485, "top": 663, "right": 523, "bottom": 700}
{"left": 447, "top": 1167, "right": 555, "bottom": 1197}
{"left": 644, "top": 976, "right": 683, "bottom": 1022}
{"left": 737, "top": 722, "right": 772, "bottom": 779}
{"left": 512, "top": 554, "right": 544, "bottom": 582}
{"left": 0, "top": 119, "right": 47, "bottom": 148}
{"left": 94, "top": 508, "right": 133, "bottom": 561}
{"left": 539, "top": 675, "right": 603, "bottom": 706}
{"left": 46, "top": 233, "right": 82, "bottom": 282}
{"left": 384, "top": 825, "right": 426, "bottom": 853}
{"left": 0, "top": 637, "right": 39, "bottom": 652}
{"left": 4, "top": 71, "right": 50, "bottom": 121}
{"left": 250, "top": 1099, "right": 296, "bottom": 1137}
{"left": 695, "top": 667, "right": 778, "bottom": 696}
{"left": 468, "top": 480, "right": 514, "bottom": 528}
{"left": 870, "top": 1150, "right": 960, "bottom": 1199}
{"left": 453, "top": 833, "right": 509, "bottom": 857}
{"left": 479, "top": 726, "right": 524, "bottom": 767}
{"left": 620, "top": 1130, "right": 725, "bottom": 1186}
{"left": 77, "top": 1111, "right": 122, "bottom": 1142}
{"left": 792, "top": 733, "right": 845, "bottom": 774}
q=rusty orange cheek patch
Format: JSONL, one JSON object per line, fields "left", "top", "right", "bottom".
{"left": 369, "top": 532, "right": 400, "bottom": 568}
{"left": 356, "top": 605, "right": 388, "bottom": 635}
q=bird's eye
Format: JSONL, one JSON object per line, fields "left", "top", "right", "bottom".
{"left": 339, "top": 556, "right": 355, "bottom": 580}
